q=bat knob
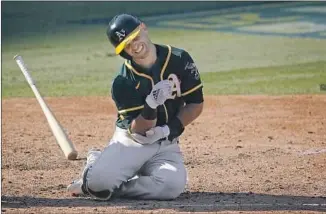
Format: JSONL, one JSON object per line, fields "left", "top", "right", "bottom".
{"left": 67, "top": 151, "right": 78, "bottom": 160}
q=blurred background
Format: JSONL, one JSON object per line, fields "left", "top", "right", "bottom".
{"left": 2, "top": 1, "right": 326, "bottom": 97}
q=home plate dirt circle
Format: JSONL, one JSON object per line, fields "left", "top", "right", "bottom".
{"left": 2, "top": 95, "right": 326, "bottom": 213}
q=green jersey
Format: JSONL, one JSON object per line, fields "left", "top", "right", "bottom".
{"left": 111, "top": 44, "right": 204, "bottom": 130}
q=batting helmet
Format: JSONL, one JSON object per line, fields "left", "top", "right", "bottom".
{"left": 107, "top": 14, "right": 142, "bottom": 58}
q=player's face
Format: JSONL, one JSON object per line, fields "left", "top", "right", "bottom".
{"left": 124, "top": 23, "right": 152, "bottom": 60}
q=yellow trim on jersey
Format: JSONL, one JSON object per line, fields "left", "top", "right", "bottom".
{"left": 125, "top": 61, "right": 154, "bottom": 86}
{"left": 127, "top": 127, "right": 132, "bottom": 135}
{"left": 160, "top": 45, "right": 172, "bottom": 123}
{"left": 162, "top": 104, "right": 168, "bottom": 123}
{"left": 181, "top": 83, "right": 203, "bottom": 96}
{"left": 119, "top": 114, "right": 125, "bottom": 120}
{"left": 118, "top": 105, "right": 144, "bottom": 114}
{"left": 135, "top": 81, "right": 140, "bottom": 89}
{"left": 160, "top": 45, "right": 172, "bottom": 80}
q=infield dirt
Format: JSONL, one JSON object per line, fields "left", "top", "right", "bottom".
{"left": 2, "top": 95, "right": 326, "bottom": 213}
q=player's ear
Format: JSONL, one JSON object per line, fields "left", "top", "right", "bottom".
{"left": 141, "top": 23, "right": 148, "bottom": 32}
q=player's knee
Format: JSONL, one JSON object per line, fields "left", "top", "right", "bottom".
{"left": 83, "top": 165, "right": 117, "bottom": 195}
{"left": 82, "top": 169, "right": 114, "bottom": 200}
{"left": 156, "top": 170, "right": 187, "bottom": 200}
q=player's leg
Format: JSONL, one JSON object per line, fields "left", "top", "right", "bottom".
{"left": 67, "top": 148, "right": 102, "bottom": 196}
{"left": 115, "top": 140, "right": 187, "bottom": 200}
{"left": 67, "top": 127, "right": 160, "bottom": 199}
{"left": 82, "top": 127, "right": 161, "bottom": 200}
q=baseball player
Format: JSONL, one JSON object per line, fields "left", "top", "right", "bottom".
{"left": 67, "top": 13, "right": 204, "bottom": 201}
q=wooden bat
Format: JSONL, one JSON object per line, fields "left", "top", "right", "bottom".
{"left": 13, "top": 55, "right": 78, "bottom": 160}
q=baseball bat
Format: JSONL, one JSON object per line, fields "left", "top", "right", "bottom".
{"left": 13, "top": 55, "right": 78, "bottom": 160}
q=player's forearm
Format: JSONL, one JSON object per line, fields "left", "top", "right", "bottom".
{"left": 130, "top": 115, "right": 157, "bottom": 135}
{"left": 163, "top": 102, "right": 203, "bottom": 140}
{"left": 177, "top": 102, "right": 204, "bottom": 127}
{"left": 130, "top": 103, "right": 157, "bottom": 135}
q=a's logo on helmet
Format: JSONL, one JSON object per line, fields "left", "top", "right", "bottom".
{"left": 116, "top": 29, "right": 126, "bottom": 42}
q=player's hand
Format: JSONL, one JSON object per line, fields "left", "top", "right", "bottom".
{"left": 145, "top": 80, "right": 174, "bottom": 109}
{"left": 131, "top": 125, "right": 170, "bottom": 145}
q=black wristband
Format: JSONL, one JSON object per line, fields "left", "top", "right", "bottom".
{"left": 167, "top": 117, "right": 184, "bottom": 140}
{"left": 141, "top": 102, "right": 157, "bottom": 120}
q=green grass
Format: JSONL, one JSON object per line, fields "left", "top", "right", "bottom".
{"left": 2, "top": 2, "right": 326, "bottom": 97}
{"left": 3, "top": 59, "right": 325, "bottom": 97}
{"left": 3, "top": 26, "right": 325, "bottom": 97}
{"left": 3, "top": 25, "right": 326, "bottom": 97}
{"left": 2, "top": 26, "right": 326, "bottom": 97}
{"left": 201, "top": 61, "right": 326, "bottom": 95}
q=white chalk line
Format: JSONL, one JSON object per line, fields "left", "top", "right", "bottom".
{"left": 301, "top": 148, "right": 326, "bottom": 155}
{"left": 123, "top": 203, "right": 326, "bottom": 208}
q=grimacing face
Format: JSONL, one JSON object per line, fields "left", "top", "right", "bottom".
{"left": 123, "top": 23, "right": 152, "bottom": 60}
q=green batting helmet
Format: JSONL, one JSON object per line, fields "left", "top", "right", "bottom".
{"left": 107, "top": 14, "right": 142, "bottom": 55}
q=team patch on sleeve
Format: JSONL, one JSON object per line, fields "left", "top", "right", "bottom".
{"left": 179, "top": 51, "right": 203, "bottom": 97}
{"left": 184, "top": 61, "right": 200, "bottom": 80}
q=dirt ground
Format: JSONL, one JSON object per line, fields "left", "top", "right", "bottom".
{"left": 2, "top": 95, "right": 326, "bottom": 214}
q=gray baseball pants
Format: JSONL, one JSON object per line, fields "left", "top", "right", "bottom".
{"left": 84, "top": 126, "right": 187, "bottom": 200}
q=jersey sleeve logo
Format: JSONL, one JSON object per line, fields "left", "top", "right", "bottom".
{"left": 185, "top": 62, "right": 200, "bottom": 80}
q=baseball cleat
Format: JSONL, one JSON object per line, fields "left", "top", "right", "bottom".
{"left": 67, "top": 178, "right": 85, "bottom": 197}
